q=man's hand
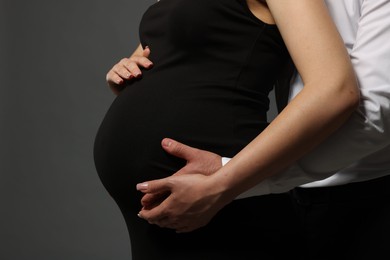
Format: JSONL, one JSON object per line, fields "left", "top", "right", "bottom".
{"left": 106, "top": 46, "right": 153, "bottom": 95}
{"left": 159, "top": 138, "right": 222, "bottom": 177}
{"left": 139, "top": 138, "right": 223, "bottom": 210}
{"left": 136, "top": 138, "right": 226, "bottom": 232}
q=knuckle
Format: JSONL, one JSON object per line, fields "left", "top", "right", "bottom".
{"left": 128, "top": 63, "right": 140, "bottom": 72}
{"left": 140, "top": 57, "right": 151, "bottom": 64}
{"left": 106, "top": 73, "right": 117, "bottom": 82}
{"left": 174, "top": 143, "right": 183, "bottom": 154}
{"left": 120, "top": 67, "right": 130, "bottom": 76}
{"left": 112, "top": 64, "right": 122, "bottom": 73}
{"left": 126, "top": 61, "right": 135, "bottom": 69}
{"left": 129, "top": 56, "right": 139, "bottom": 63}
{"left": 120, "top": 58, "right": 129, "bottom": 64}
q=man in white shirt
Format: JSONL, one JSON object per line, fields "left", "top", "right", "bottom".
{"left": 136, "top": 0, "right": 390, "bottom": 258}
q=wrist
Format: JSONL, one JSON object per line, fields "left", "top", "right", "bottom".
{"left": 207, "top": 168, "right": 240, "bottom": 205}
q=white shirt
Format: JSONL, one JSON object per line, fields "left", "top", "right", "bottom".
{"left": 237, "top": 0, "right": 390, "bottom": 198}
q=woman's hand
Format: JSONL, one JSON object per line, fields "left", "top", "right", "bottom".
{"left": 137, "top": 173, "right": 229, "bottom": 233}
{"left": 106, "top": 45, "right": 153, "bottom": 95}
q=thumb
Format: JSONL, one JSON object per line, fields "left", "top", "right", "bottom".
{"left": 161, "top": 138, "right": 196, "bottom": 161}
{"left": 136, "top": 177, "right": 172, "bottom": 194}
{"left": 143, "top": 46, "right": 151, "bottom": 58}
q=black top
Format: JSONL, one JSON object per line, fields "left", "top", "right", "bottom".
{"left": 93, "top": 1, "right": 292, "bottom": 259}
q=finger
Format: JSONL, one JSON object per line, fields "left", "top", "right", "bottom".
{"left": 136, "top": 177, "right": 173, "bottom": 194}
{"left": 112, "top": 65, "right": 133, "bottom": 80}
{"left": 138, "top": 199, "right": 170, "bottom": 223}
{"left": 161, "top": 138, "right": 197, "bottom": 161}
{"left": 137, "top": 211, "right": 163, "bottom": 225}
{"left": 129, "top": 55, "right": 153, "bottom": 70}
{"left": 124, "top": 62, "right": 142, "bottom": 78}
{"left": 106, "top": 71, "right": 125, "bottom": 86}
{"left": 141, "top": 193, "right": 159, "bottom": 207}
{"left": 138, "top": 56, "right": 154, "bottom": 69}
{"left": 141, "top": 191, "right": 170, "bottom": 209}
{"left": 111, "top": 61, "right": 132, "bottom": 79}
{"left": 143, "top": 46, "right": 151, "bottom": 58}
{"left": 138, "top": 212, "right": 165, "bottom": 226}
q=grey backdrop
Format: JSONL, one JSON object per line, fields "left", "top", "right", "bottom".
{"left": 1, "top": 1, "right": 277, "bottom": 259}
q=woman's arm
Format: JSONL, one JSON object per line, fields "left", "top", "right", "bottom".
{"left": 137, "top": 0, "right": 359, "bottom": 232}
{"left": 295, "top": 0, "right": 390, "bottom": 175}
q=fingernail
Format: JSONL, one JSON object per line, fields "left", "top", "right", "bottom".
{"left": 162, "top": 139, "right": 172, "bottom": 147}
{"left": 137, "top": 212, "right": 143, "bottom": 219}
{"left": 136, "top": 183, "right": 148, "bottom": 191}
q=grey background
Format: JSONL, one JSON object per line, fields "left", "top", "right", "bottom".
{"left": 1, "top": 1, "right": 277, "bottom": 259}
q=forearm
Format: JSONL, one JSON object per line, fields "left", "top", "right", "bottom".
{"left": 212, "top": 82, "right": 358, "bottom": 200}
{"left": 290, "top": 0, "right": 390, "bottom": 176}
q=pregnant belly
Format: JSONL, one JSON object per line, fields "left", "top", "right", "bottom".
{"left": 93, "top": 78, "right": 267, "bottom": 200}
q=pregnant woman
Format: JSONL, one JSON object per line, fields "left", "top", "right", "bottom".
{"left": 94, "top": 0, "right": 358, "bottom": 259}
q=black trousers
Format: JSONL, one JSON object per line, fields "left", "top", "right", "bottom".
{"left": 118, "top": 193, "right": 301, "bottom": 260}
{"left": 290, "top": 174, "right": 390, "bottom": 260}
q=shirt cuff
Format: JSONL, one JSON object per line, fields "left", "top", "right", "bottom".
{"left": 221, "top": 157, "right": 231, "bottom": 166}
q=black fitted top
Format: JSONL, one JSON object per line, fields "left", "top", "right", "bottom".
{"left": 94, "top": 0, "right": 291, "bottom": 185}
{"left": 139, "top": 0, "right": 289, "bottom": 117}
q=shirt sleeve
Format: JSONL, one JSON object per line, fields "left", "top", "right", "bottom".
{"left": 293, "top": 0, "right": 390, "bottom": 177}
